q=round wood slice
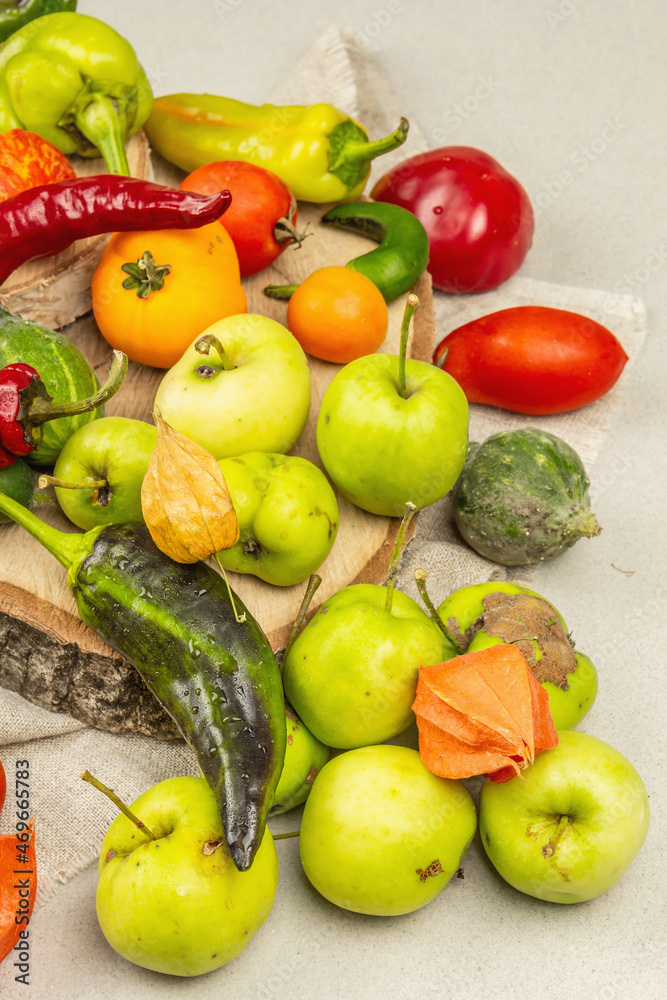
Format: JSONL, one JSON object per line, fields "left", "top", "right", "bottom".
{"left": 0, "top": 165, "right": 438, "bottom": 739}
{"left": 0, "top": 131, "right": 153, "bottom": 328}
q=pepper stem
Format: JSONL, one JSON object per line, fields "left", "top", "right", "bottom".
{"left": 263, "top": 283, "right": 299, "bottom": 300}
{"left": 282, "top": 573, "right": 322, "bottom": 670}
{"left": 384, "top": 502, "right": 417, "bottom": 614}
{"left": 397, "top": 294, "right": 419, "bottom": 400}
{"left": 24, "top": 351, "right": 128, "bottom": 431}
{"left": 195, "top": 334, "right": 235, "bottom": 371}
{"left": 340, "top": 117, "right": 409, "bottom": 169}
{"left": 413, "top": 568, "right": 464, "bottom": 653}
{"left": 0, "top": 490, "right": 99, "bottom": 570}
{"left": 81, "top": 770, "right": 157, "bottom": 842}
{"left": 73, "top": 92, "right": 131, "bottom": 176}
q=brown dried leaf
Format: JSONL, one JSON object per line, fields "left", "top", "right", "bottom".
{"left": 481, "top": 592, "right": 577, "bottom": 690}
{"left": 141, "top": 412, "right": 239, "bottom": 563}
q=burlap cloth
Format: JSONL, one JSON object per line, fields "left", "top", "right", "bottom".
{"left": 0, "top": 27, "right": 647, "bottom": 908}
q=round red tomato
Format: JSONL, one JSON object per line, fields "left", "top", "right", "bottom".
{"left": 179, "top": 160, "right": 304, "bottom": 276}
{"left": 371, "top": 146, "right": 534, "bottom": 293}
{"left": 433, "top": 305, "right": 628, "bottom": 414}
{"left": 0, "top": 129, "right": 76, "bottom": 201}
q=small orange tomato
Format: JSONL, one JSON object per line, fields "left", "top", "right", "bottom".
{"left": 286, "top": 266, "right": 388, "bottom": 364}
{"left": 91, "top": 222, "right": 247, "bottom": 369}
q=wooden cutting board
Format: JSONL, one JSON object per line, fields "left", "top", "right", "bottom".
{"left": 0, "top": 150, "right": 437, "bottom": 738}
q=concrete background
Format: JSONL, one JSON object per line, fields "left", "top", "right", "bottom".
{"left": 1, "top": 1, "right": 665, "bottom": 997}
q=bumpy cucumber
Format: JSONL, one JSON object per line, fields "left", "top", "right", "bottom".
{"left": 452, "top": 428, "right": 601, "bottom": 565}
{"left": 0, "top": 307, "right": 102, "bottom": 465}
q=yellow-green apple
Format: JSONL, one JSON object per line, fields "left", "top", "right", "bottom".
{"left": 96, "top": 776, "right": 278, "bottom": 977}
{"left": 215, "top": 452, "right": 338, "bottom": 586}
{"left": 282, "top": 583, "right": 455, "bottom": 748}
{"left": 45, "top": 416, "right": 156, "bottom": 530}
{"left": 316, "top": 297, "right": 468, "bottom": 516}
{"left": 479, "top": 730, "right": 649, "bottom": 903}
{"left": 270, "top": 704, "right": 330, "bottom": 815}
{"left": 153, "top": 315, "right": 311, "bottom": 460}
{"left": 436, "top": 581, "right": 598, "bottom": 730}
{"left": 299, "top": 745, "right": 476, "bottom": 915}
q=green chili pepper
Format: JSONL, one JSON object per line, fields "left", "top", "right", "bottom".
{"left": 265, "top": 200, "right": 430, "bottom": 303}
{"left": 0, "top": 492, "right": 286, "bottom": 872}
{"left": 0, "top": 0, "right": 76, "bottom": 43}
{"left": 144, "top": 93, "right": 408, "bottom": 203}
{"left": 0, "top": 12, "right": 152, "bottom": 174}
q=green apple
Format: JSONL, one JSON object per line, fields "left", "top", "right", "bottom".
{"left": 282, "top": 583, "right": 454, "bottom": 748}
{"left": 46, "top": 417, "right": 157, "bottom": 530}
{"left": 479, "top": 730, "right": 649, "bottom": 904}
{"left": 436, "top": 581, "right": 598, "bottom": 730}
{"left": 270, "top": 704, "right": 330, "bottom": 815}
{"left": 316, "top": 298, "right": 468, "bottom": 517}
{"left": 299, "top": 745, "right": 477, "bottom": 916}
{"left": 215, "top": 452, "right": 338, "bottom": 587}
{"left": 154, "top": 314, "right": 311, "bottom": 460}
{"left": 96, "top": 776, "right": 278, "bottom": 977}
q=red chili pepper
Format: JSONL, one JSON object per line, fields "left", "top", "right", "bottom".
{"left": 0, "top": 352, "right": 128, "bottom": 462}
{"left": 0, "top": 822, "right": 36, "bottom": 966}
{"left": 0, "top": 176, "right": 232, "bottom": 286}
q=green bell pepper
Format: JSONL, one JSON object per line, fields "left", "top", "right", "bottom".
{"left": 0, "top": 11, "right": 152, "bottom": 174}
{"left": 0, "top": 1, "right": 77, "bottom": 43}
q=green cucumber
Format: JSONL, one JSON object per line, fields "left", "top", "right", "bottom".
{"left": 0, "top": 307, "right": 102, "bottom": 466}
{"left": 452, "top": 427, "right": 601, "bottom": 565}
{"left": 0, "top": 459, "right": 34, "bottom": 521}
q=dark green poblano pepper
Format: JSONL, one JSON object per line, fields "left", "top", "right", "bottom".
{"left": 0, "top": 11, "right": 152, "bottom": 174}
{"left": 0, "top": 492, "right": 286, "bottom": 872}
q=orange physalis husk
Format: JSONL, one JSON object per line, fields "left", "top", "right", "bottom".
{"left": 412, "top": 644, "right": 558, "bottom": 783}
{"left": 141, "top": 412, "right": 239, "bottom": 563}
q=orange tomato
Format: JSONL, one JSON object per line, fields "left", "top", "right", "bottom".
{"left": 91, "top": 221, "right": 247, "bottom": 369}
{"left": 286, "top": 266, "right": 388, "bottom": 364}
{"left": 0, "top": 130, "right": 76, "bottom": 201}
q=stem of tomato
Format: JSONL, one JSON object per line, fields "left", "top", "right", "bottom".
{"left": 384, "top": 502, "right": 417, "bottom": 614}
{"left": 81, "top": 770, "right": 157, "bottom": 841}
{"left": 195, "top": 334, "right": 235, "bottom": 371}
{"left": 413, "top": 568, "right": 464, "bottom": 653}
{"left": 397, "top": 293, "right": 419, "bottom": 400}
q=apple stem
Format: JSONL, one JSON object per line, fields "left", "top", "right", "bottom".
{"left": 194, "top": 334, "right": 235, "bottom": 372}
{"left": 38, "top": 474, "right": 107, "bottom": 492}
{"left": 216, "top": 564, "right": 246, "bottom": 623}
{"left": 81, "top": 770, "right": 158, "bottom": 842}
{"left": 413, "top": 568, "right": 465, "bottom": 653}
{"left": 282, "top": 573, "right": 322, "bottom": 671}
{"left": 384, "top": 502, "right": 417, "bottom": 614}
{"left": 272, "top": 830, "right": 300, "bottom": 840}
{"left": 397, "top": 293, "right": 419, "bottom": 400}
{"left": 541, "top": 815, "right": 571, "bottom": 859}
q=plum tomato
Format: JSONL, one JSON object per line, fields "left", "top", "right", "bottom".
{"left": 286, "top": 266, "right": 388, "bottom": 364}
{"left": 371, "top": 146, "right": 534, "bottom": 293}
{"left": 433, "top": 305, "right": 629, "bottom": 414}
{"left": 179, "top": 160, "right": 305, "bottom": 276}
{"left": 0, "top": 129, "right": 76, "bottom": 202}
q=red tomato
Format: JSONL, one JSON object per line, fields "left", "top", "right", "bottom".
{"left": 0, "top": 129, "right": 76, "bottom": 201}
{"left": 179, "top": 160, "right": 304, "bottom": 276}
{"left": 433, "top": 305, "right": 628, "bottom": 414}
{"left": 371, "top": 147, "right": 534, "bottom": 293}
